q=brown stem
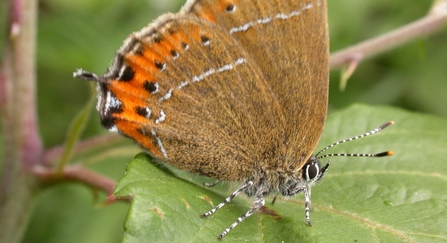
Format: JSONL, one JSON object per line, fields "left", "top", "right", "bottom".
{"left": 33, "top": 165, "right": 117, "bottom": 196}
{"left": 330, "top": 1, "right": 447, "bottom": 68}
{"left": 0, "top": 0, "right": 43, "bottom": 242}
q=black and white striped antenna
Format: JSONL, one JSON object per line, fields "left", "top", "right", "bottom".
{"left": 315, "top": 121, "right": 394, "bottom": 160}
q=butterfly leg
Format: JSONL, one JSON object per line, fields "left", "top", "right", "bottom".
{"left": 201, "top": 181, "right": 253, "bottom": 218}
{"left": 218, "top": 195, "right": 265, "bottom": 240}
{"left": 303, "top": 185, "right": 312, "bottom": 226}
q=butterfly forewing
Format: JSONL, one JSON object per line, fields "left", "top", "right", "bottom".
{"left": 96, "top": 0, "right": 328, "bottom": 180}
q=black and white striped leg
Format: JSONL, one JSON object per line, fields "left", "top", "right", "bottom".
{"left": 218, "top": 196, "right": 265, "bottom": 240}
{"left": 201, "top": 181, "right": 253, "bottom": 218}
{"left": 203, "top": 180, "right": 220, "bottom": 187}
{"left": 303, "top": 186, "right": 312, "bottom": 226}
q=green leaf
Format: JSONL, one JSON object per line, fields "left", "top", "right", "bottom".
{"left": 56, "top": 83, "right": 96, "bottom": 173}
{"left": 114, "top": 104, "right": 447, "bottom": 242}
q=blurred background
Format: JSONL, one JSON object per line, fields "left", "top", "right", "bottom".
{"left": 2, "top": 0, "right": 445, "bottom": 242}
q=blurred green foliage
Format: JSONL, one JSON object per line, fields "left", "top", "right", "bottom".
{"left": 19, "top": 0, "right": 447, "bottom": 242}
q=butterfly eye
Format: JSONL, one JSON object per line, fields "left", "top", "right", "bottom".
{"left": 305, "top": 161, "right": 320, "bottom": 181}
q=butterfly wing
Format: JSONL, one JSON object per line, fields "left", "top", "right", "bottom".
{"left": 92, "top": 0, "right": 328, "bottom": 181}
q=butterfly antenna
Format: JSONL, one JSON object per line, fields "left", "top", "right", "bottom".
{"left": 73, "top": 68, "right": 103, "bottom": 83}
{"left": 315, "top": 121, "right": 394, "bottom": 160}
